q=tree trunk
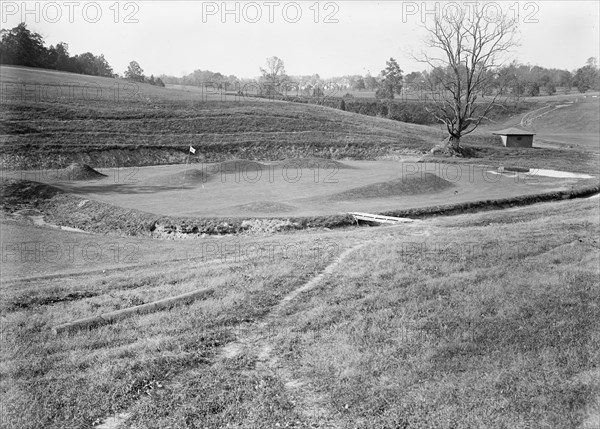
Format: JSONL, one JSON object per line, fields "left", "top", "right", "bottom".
{"left": 430, "top": 134, "right": 463, "bottom": 157}
{"left": 444, "top": 135, "right": 460, "bottom": 151}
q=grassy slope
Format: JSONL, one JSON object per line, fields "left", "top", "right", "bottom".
{"left": 3, "top": 66, "right": 598, "bottom": 176}
{"left": 526, "top": 100, "right": 600, "bottom": 155}
{"left": 1, "top": 198, "right": 598, "bottom": 428}
{"left": 268, "top": 199, "right": 600, "bottom": 429}
{"left": 529, "top": 100, "right": 600, "bottom": 135}
{"left": 454, "top": 95, "right": 600, "bottom": 174}
{"left": 0, "top": 66, "right": 442, "bottom": 169}
{"left": 0, "top": 221, "right": 357, "bottom": 429}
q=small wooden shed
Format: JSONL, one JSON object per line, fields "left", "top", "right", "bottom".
{"left": 492, "top": 127, "right": 536, "bottom": 148}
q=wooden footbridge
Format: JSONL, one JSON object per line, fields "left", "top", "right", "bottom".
{"left": 349, "top": 212, "right": 417, "bottom": 224}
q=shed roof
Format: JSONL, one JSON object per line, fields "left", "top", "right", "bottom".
{"left": 492, "top": 127, "right": 536, "bottom": 136}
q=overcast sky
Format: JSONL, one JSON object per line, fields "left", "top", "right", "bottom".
{"left": 2, "top": 1, "right": 599, "bottom": 78}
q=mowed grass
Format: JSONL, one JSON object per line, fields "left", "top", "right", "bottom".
{"left": 527, "top": 99, "right": 600, "bottom": 154}
{"left": 467, "top": 95, "right": 600, "bottom": 166}
{"left": 7, "top": 160, "right": 594, "bottom": 219}
{"left": 1, "top": 198, "right": 598, "bottom": 428}
{"left": 528, "top": 99, "right": 600, "bottom": 136}
{"left": 0, "top": 65, "right": 240, "bottom": 103}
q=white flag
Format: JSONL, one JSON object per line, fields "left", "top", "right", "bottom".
{"left": 189, "top": 146, "right": 196, "bottom": 154}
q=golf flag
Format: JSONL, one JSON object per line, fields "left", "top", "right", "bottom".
{"left": 189, "top": 146, "right": 196, "bottom": 154}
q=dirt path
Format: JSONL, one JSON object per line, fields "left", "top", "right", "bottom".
{"left": 92, "top": 242, "right": 368, "bottom": 428}
{"left": 520, "top": 102, "right": 572, "bottom": 128}
{"left": 520, "top": 104, "right": 552, "bottom": 127}
{"left": 217, "top": 243, "right": 369, "bottom": 428}
{"left": 94, "top": 222, "right": 433, "bottom": 428}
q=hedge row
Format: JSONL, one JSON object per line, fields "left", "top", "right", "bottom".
{"left": 252, "top": 95, "right": 532, "bottom": 125}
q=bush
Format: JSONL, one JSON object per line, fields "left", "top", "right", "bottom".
{"left": 246, "top": 93, "right": 528, "bottom": 127}
{"left": 523, "top": 82, "right": 540, "bottom": 97}
{"left": 375, "top": 86, "right": 394, "bottom": 100}
{"left": 544, "top": 82, "right": 556, "bottom": 95}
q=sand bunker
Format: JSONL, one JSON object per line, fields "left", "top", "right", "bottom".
{"left": 330, "top": 173, "right": 454, "bottom": 201}
{"left": 528, "top": 169, "right": 595, "bottom": 179}
{"left": 490, "top": 169, "right": 595, "bottom": 179}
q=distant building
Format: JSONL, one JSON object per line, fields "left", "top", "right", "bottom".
{"left": 492, "top": 127, "right": 536, "bottom": 148}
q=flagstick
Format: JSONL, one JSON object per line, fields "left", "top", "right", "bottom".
{"left": 180, "top": 148, "right": 191, "bottom": 199}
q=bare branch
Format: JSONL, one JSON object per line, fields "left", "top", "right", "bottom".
{"left": 416, "top": 5, "right": 519, "bottom": 149}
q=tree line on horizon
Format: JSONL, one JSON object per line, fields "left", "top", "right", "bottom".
{"left": 160, "top": 55, "right": 599, "bottom": 101}
{"left": 1, "top": 22, "right": 599, "bottom": 99}
{"left": 0, "top": 23, "right": 113, "bottom": 77}
{"left": 0, "top": 23, "right": 164, "bottom": 87}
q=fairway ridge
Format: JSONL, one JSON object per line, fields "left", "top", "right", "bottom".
{"left": 62, "top": 163, "right": 107, "bottom": 181}
{"left": 329, "top": 172, "right": 455, "bottom": 201}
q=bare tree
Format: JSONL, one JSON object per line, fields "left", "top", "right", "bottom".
{"left": 417, "top": 7, "right": 518, "bottom": 153}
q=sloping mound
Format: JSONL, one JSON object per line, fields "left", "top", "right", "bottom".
{"left": 530, "top": 101, "right": 599, "bottom": 135}
{"left": 63, "top": 163, "right": 107, "bottom": 181}
{"left": 276, "top": 158, "right": 354, "bottom": 170}
{"left": 330, "top": 173, "right": 455, "bottom": 201}
{"left": 215, "top": 160, "right": 268, "bottom": 174}
{"left": 0, "top": 179, "right": 63, "bottom": 210}
{"left": 233, "top": 201, "right": 296, "bottom": 213}
{"left": 147, "top": 169, "right": 213, "bottom": 186}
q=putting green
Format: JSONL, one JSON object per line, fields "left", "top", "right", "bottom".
{"left": 7, "top": 159, "right": 597, "bottom": 218}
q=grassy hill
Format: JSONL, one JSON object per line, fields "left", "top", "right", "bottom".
{"left": 531, "top": 100, "right": 600, "bottom": 135}
{"left": 2, "top": 66, "right": 598, "bottom": 175}
{"left": 443, "top": 94, "right": 600, "bottom": 174}
{"left": 0, "top": 66, "right": 443, "bottom": 169}
{"left": 523, "top": 97, "right": 600, "bottom": 153}
{"left": 1, "top": 197, "right": 598, "bottom": 428}
{"left": 1, "top": 67, "right": 599, "bottom": 429}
